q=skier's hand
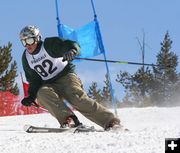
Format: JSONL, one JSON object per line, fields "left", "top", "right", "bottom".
{"left": 63, "top": 49, "right": 77, "bottom": 61}
{"left": 21, "top": 97, "right": 34, "bottom": 107}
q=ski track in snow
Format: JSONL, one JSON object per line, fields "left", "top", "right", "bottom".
{"left": 0, "top": 107, "right": 180, "bottom": 153}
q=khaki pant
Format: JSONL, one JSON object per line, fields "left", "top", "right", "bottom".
{"left": 37, "top": 73, "right": 116, "bottom": 128}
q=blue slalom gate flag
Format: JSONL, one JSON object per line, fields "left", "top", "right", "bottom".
{"left": 59, "top": 21, "right": 103, "bottom": 58}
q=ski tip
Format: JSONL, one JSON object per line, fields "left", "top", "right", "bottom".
{"left": 23, "top": 124, "right": 31, "bottom": 132}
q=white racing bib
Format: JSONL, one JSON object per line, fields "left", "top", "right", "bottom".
{"left": 26, "top": 45, "right": 68, "bottom": 80}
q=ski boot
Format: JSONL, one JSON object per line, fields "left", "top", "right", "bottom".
{"left": 61, "top": 115, "right": 82, "bottom": 128}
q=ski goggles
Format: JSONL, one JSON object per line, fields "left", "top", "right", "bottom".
{"left": 21, "top": 37, "right": 36, "bottom": 47}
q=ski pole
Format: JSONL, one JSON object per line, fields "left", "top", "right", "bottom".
{"left": 75, "top": 57, "right": 159, "bottom": 67}
{"left": 32, "top": 102, "right": 48, "bottom": 112}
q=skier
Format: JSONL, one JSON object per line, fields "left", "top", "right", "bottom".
{"left": 20, "top": 25, "right": 120, "bottom": 130}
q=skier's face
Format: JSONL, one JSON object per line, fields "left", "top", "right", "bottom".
{"left": 25, "top": 42, "right": 38, "bottom": 54}
{"left": 21, "top": 37, "right": 39, "bottom": 54}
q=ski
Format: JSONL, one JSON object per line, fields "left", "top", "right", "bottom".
{"left": 24, "top": 124, "right": 74, "bottom": 133}
{"left": 24, "top": 124, "right": 104, "bottom": 133}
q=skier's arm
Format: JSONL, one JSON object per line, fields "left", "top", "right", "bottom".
{"left": 22, "top": 52, "right": 42, "bottom": 100}
{"left": 44, "top": 37, "right": 80, "bottom": 57}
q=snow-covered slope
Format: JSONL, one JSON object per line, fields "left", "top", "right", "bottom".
{"left": 0, "top": 107, "right": 180, "bottom": 153}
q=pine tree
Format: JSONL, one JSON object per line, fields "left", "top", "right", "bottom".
{"left": 116, "top": 67, "right": 153, "bottom": 106}
{"left": 0, "top": 42, "right": 19, "bottom": 95}
{"left": 101, "top": 74, "right": 112, "bottom": 107}
{"left": 151, "top": 31, "right": 178, "bottom": 105}
{"left": 88, "top": 82, "right": 103, "bottom": 103}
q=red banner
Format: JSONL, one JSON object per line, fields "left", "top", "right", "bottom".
{"left": 22, "top": 82, "right": 29, "bottom": 97}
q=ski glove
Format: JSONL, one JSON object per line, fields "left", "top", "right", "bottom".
{"left": 63, "top": 49, "right": 77, "bottom": 61}
{"left": 21, "top": 97, "right": 35, "bottom": 107}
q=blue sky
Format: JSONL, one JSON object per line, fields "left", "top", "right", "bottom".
{"left": 0, "top": 0, "right": 180, "bottom": 100}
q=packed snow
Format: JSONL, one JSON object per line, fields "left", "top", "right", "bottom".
{"left": 0, "top": 107, "right": 180, "bottom": 153}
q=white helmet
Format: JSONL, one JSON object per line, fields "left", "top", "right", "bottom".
{"left": 19, "top": 25, "right": 41, "bottom": 41}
